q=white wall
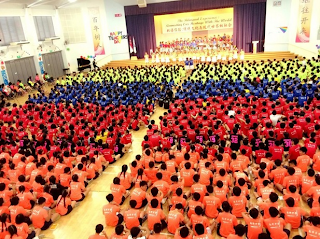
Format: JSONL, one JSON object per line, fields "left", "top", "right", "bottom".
{"left": 0, "top": 0, "right": 130, "bottom": 83}
{"left": 60, "top": 0, "right": 113, "bottom": 72}
{"left": 265, "top": 0, "right": 320, "bottom": 58}
{"left": 104, "top": 0, "right": 130, "bottom": 61}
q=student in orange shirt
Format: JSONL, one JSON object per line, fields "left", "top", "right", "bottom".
{"left": 190, "top": 206, "right": 215, "bottom": 235}
{"left": 283, "top": 185, "right": 300, "bottom": 207}
{"left": 216, "top": 201, "right": 238, "bottom": 238}
{"left": 70, "top": 174, "right": 90, "bottom": 202}
{"left": 109, "top": 225, "right": 129, "bottom": 239}
{"left": 269, "top": 159, "right": 287, "bottom": 186}
{"left": 203, "top": 185, "right": 221, "bottom": 219}
{"left": 130, "top": 181, "right": 148, "bottom": 209}
{"left": 147, "top": 187, "right": 163, "bottom": 209}
{"left": 263, "top": 207, "right": 291, "bottom": 239}
{"left": 56, "top": 189, "right": 76, "bottom": 216}
{"left": 302, "top": 216, "right": 320, "bottom": 239}
{"left": 242, "top": 208, "right": 263, "bottom": 239}
{"left": 144, "top": 162, "right": 158, "bottom": 184}
{"left": 174, "top": 226, "right": 193, "bottom": 239}
{"left": 198, "top": 162, "right": 213, "bottom": 186}
{"left": 124, "top": 200, "right": 146, "bottom": 230}
{"left": 190, "top": 175, "right": 207, "bottom": 202}
{"left": 110, "top": 177, "right": 129, "bottom": 205}
{"left": 167, "top": 203, "right": 185, "bottom": 234}
{"left": 31, "top": 197, "right": 59, "bottom": 230}
{"left": 17, "top": 185, "right": 35, "bottom": 210}
{"left": 149, "top": 223, "right": 166, "bottom": 239}
{"left": 193, "top": 224, "right": 214, "bottom": 239}
{"left": 296, "top": 147, "right": 312, "bottom": 172}
{"left": 214, "top": 180, "right": 229, "bottom": 203}
{"left": 280, "top": 197, "right": 307, "bottom": 229}
{"left": 169, "top": 188, "right": 187, "bottom": 210}
{"left": 258, "top": 192, "right": 279, "bottom": 219}
{"left": 226, "top": 224, "right": 247, "bottom": 239}
{"left": 118, "top": 165, "right": 134, "bottom": 190}
{"left": 103, "top": 194, "right": 123, "bottom": 227}
{"left": 301, "top": 169, "right": 316, "bottom": 194}
{"left": 147, "top": 199, "right": 167, "bottom": 231}
{"left": 279, "top": 167, "right": 300, "bottom": 193}
{"left": 129, "top": 226, "right": 149, "bottom": 239}
{"left": 229, "top": 186, "right": 248, "bottom": 218}
{"left": 88, "top": 224, "right": 108, "bottom": 239}
{"left": 303, "top": 175, "right": 320, "bottom": 208}
{"left": 152, "top": 173, "right": 170, "bottom": 198}
{"left": 15, "top": 213, "right": 38, "bottom": 239}
{"left": 187, "top": 193, "right": 203, "bottom": 218}
{"left": 180, "top": 163, "right": 195, "bottom": 187}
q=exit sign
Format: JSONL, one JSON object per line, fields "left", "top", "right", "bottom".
{"left": 115, "top": 13, "right": 122, "bottom": 17}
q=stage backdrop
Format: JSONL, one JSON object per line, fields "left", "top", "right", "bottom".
{"left": 154, "top": 8, "right": 233, "bottom": 45}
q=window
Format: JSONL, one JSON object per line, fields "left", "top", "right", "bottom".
{"left": 34, "top": 16, "right": 56, "bottom": 41}
{"left": 0, "top": 17, "right": 25, "bottom": 46}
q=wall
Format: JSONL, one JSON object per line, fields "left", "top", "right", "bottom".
{"left": 0, "top": 0, "right": 131, "bottom": 83}
{"left": 104, "top": 0, "right": 130, "bottom": 60}
{"left": 287, "top": 0, "right": 320, "bottom": 59}
{"left": 0, "top": 4, "right": 67, "bottom": 83}
{"left": 265, "top": 0, "right": 320, "bottom": 58}
{"left": 60, "top": 0, "right": 113, "bottom": 72}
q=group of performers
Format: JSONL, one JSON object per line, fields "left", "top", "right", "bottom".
{"left": 144, "top": 34, "right": 245, "bottom": 65}
{"left": 158, "top": 34, "right": 234, "bottom": 52}
{"left": 144, "top": 48, "right": 245, "bottom": 65}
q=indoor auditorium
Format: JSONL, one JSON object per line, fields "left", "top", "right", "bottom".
{"left": 0, "top": 0, "right": 319, "bottom": 239}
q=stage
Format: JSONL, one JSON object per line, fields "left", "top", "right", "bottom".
{"left": 102, "top": 51, "right": 300, "bottom": 68}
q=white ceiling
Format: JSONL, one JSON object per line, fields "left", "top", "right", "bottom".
{"left": 0, "top": 0, "right": 182, "bottom": 7}
{"left": 112, "top": 0, "right": 182, "bottom": 6}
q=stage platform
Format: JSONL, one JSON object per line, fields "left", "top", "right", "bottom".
{"left": 102, "top": 51, "right": 300, "bottom": 68}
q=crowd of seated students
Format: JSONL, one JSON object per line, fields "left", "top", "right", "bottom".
{"left": 94, "top": 86, "right": 320, "bottom": 239}
{"left": 31, "top": 66, "right": 182, "bottom": 106}
{"left": 0, "top": 97, "right": 155, "bottom": 239}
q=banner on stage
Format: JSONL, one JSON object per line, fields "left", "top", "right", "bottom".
{"left": 88, "top": 7, "right": 105, "bottom": 55}
{"left": 295, "top": 0, "right": 313, "bottom": 43}
{"left": 161, "top": 9, "right": 233, "bottom": 34}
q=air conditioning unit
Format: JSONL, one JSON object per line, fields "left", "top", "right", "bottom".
{"left": 10, "top": 41, "right": 30, "bottom": 46}
{"left": 137, "top": 0, "right": 147, "bottom": 8}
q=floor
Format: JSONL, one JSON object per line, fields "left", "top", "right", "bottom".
{"left": 9, "top": 85, "right": 309, "bottom": 239}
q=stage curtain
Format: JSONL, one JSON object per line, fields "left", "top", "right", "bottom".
{"left": 233, "top": 2, "right": 266, "bottom": 53}
{"left": 126, "top": 14, "right": 156, "bottom": 59}
{"left": 125, "top": 0, "right": 266, "bottom": 16}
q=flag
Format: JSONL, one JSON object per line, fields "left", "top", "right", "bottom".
{"left": 132, "top": 36, "right": 137, "bottom": 53}
{"left": 129, "top": 36, "right": 134, "bottom": 53}
{"left": 279, "top": 27, "right": 288, "bottom": 33}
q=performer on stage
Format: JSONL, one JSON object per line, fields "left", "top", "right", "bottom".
{"left": 240, "top": 49, "right": 245, "bottom": 61}
{"left": 144, "top": 52, "right": 149, "bottom": 64}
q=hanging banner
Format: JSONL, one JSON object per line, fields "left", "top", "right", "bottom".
{"left": 295, "top": 0, "right": 313, "bottom": 43}
{"left": 1, "top": 61, "right": 8, "bottom": 85}
{"left": 88, "top": 7, "right": 105, "bottom": 55}
{"left": 38, "top": 53, "right": 45, "bottom": 74}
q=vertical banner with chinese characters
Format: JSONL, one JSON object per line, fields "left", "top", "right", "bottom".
{"left": 296, "top": 0, "right": 313, "bottom": 43}
{"left": 88, "top": 7, "right": 105, "bottom": 55}
{"left": 1, "top": 61, "right": 9, "bottom": 85}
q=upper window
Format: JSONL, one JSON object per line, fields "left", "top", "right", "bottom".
{"left": 34, "top": 16, "right": 56, "bottom": 41}
{"left": 0, "top": 17, "right": 25, "bottom": 46}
